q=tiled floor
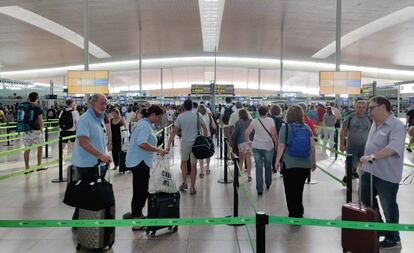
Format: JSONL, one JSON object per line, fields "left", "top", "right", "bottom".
{"left": 0, "top": 134, "right": 413, "bottom": 252}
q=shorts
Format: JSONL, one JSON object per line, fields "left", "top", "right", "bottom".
{"left": 23, "top": 130, "right": 44, "bottom": 147}
{"left": 60, "top": 130, "right": 76, "bottom": 143}
{"left": 238, "top": 142, "right": 252, "bottom": 153}
{"left": 180, "top": 143, "right": 197, "bottom": 165}
{"left": 223, "top": 126, "right": 230, "bottom": 138}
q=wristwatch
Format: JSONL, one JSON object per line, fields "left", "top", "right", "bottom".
{"left": 369, "top": 154, "right": 376, "bottom": 161}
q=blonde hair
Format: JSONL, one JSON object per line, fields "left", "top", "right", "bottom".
{"left": 197, "top": 104, "right": 207, "bottom": 115}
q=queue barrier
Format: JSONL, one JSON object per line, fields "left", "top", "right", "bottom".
{"left": 0, "top": 214, "right": 413, "bottom": 253}
{"left": 1, "top": 215, "right": 414, "bottom": 231}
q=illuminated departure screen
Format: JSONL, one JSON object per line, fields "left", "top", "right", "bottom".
{"left": 191, "top": 84, "right": 235, "bottom": 95}
{"left": 319, "top": 71, "right": 361, "bottom": 95}
{"left": 67, "top": 70, "right": 109, "bottom": 94}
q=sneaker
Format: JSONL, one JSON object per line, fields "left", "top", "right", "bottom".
{"left": 179, "top": 183, "right": 188, "bottom": 191}
{"left": 379, "top": 239, "right": 401, "bottom": 249}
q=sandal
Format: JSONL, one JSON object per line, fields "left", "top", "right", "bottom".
{"left": 199, "top": 173, "right": 205, "bottom": 179}
{"left": 206, "top": 169, "right": 211, "bottom": 175}
{"left": 190, "top": 188, "right": 197, "bottom": 195}
{"left": 248, "top": 177, "right": 252, "bottom": 182}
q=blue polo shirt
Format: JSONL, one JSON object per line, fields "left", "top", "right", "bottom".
{"left": 71, "top": 107, "right": 107, "bottom": 168}
{"left": 126, "top": 118, "right": 157, "bottom": 168}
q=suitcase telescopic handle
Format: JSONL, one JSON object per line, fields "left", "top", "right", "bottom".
{"left": 357, "top": 161, "right": 374, "bottom": 208}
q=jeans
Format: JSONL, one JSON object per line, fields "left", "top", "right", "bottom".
{"left": 361, "top": 172, "right": 400, "bottom": 242}
{"left": 252, "top": 148, "right": 273, "bottom": 193}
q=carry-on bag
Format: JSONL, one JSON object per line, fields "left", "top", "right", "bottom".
{"left": 341, "top": 161, "right": 379, "bottom": 253}
{"left": 146, "top": 192, "right": 180, "bottom": 237}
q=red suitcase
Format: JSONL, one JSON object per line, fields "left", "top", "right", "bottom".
{"left": 341, "top": 162, "right": 379, "bottom": 253}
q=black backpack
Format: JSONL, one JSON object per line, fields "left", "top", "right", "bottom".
{"left": 192, "top": 113, "right": 215, "bottom": 159}
{"left": 59, "top": 110, "right": 74, "bottom": 130}
{"left": 222, "top": 105, "right": 233, "bottom": 125}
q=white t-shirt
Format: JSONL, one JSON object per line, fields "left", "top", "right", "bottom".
{"left": 201, "top": 114, "right": 211, "bottom": 136}
{"left": 59, "top": 107, "right": 80, "bottom": 132}
{"left": 125, "top": 111, "right": 134, "bottom": 124}
{"left": 228, "top": 108, "right": 253, "bottom": 127}
{"left": 121, "top": 106, "right": 127, "bottom": 114}
{"left": 251, "top": 117, "right": 275, "bottom": 150}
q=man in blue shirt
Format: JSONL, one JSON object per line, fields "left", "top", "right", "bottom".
{"left": 71, "top": 94, "right": 111, "bottom": 169}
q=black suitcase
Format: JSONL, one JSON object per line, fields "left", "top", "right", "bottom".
{"left": 146, "top": 192, "right": 180, "bottom": 237}
{"left": 119, "top": 151, "right": 130, "bottom": 174}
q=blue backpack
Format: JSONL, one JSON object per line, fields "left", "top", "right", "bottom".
{"left": 16, "top": 102, "right": 35, "bottom": 132}
{"left": 286, "top": 123, "right": 311, "bottom": 158}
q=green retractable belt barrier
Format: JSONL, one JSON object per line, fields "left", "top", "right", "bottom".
{"left": 0, "top": 216, "right": 413, "bottom": 232}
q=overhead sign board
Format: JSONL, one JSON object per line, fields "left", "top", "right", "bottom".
{"left": 319, "top": 71, "right": 361, "bottom": 95}
{"left": 191, "top": 84, "right": 235, "bottom": 95}
{"left": 67, "top": 70, "right": 109, "bottom": 94}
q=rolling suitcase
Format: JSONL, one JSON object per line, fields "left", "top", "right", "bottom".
{"left": 341, "top": 162, "right": 379, "bottom": 253}
{"left": 77, "top": 205, "right": 116, "bottom": 251}
{"left": 146, "top": 192, "right": 180, "bottom": 237}
{"left": 76, "top": 164, "right": 116, "bottom": 251}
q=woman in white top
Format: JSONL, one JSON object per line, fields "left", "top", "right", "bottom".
{"left": 245, "top": 105, "right": 277, "bottom": 195}
{"left": 197, "top": 104, "right": 216, "bottom": 178}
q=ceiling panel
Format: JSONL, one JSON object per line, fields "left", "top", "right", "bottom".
{"left": 1, "top": 0, "right": 414, "bottom": 72}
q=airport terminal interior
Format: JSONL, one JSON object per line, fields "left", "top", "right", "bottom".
{"left": 1, "top": 0, "right": 414, "bottom": 252}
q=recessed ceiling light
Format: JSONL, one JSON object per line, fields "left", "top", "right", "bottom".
{"left": 198, "top": 0, "right": 225, "bottom": 52}
{"left": 0, "top": 6, "right": 111, "bottom": 59}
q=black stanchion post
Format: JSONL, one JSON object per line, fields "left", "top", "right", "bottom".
{"left": 45, "top": 127, "right": 49, "bottom": 158}
{"left": 256, "top": 212, "right": 268, "bottom": 253}
{"left": 233, "top": 156, "right": 239, "bottom": 217}
{"left": 346, "top": 155, "right": 353, "bottom": 203}
{"left": 51, "top": 136, "right": 66, "bottom": 183}
{"left": 217, "top": 138, "right": 232, "bottom": 184}
{"left": 334, "top": 128, "right": 339, "bottom": 160}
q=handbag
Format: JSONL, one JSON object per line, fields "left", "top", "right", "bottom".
{"left": 192, "top": 113, "right": 215, "bottom": 159}
{"left": 63, "top": 163, "right": 115, "bottom": 211}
